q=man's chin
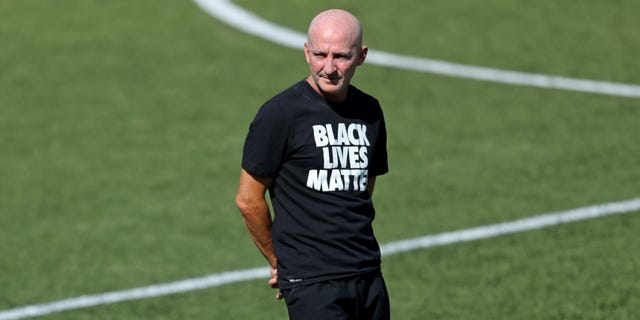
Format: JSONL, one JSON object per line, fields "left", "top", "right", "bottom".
{"left": 319, "top": 82, "right": 345, "bottom": 93}
{"left": 319, "top": 86, "right": 348, "bottom": 101}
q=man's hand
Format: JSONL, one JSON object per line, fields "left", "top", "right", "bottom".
{"left": 269, "top": 265, "right": 283, "bottom": 300}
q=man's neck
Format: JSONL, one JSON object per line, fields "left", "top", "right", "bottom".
{"left": 305, "top": 77, "right": 348, "bottom": 103}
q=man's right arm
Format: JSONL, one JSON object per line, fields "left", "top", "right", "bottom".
{"left": 235, "top": 169, "right": 276, "bottom": 268}
{"left": 236, "top": 169, "right": 283, "bottom": 299}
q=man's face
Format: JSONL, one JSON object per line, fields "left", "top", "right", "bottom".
{"left": 304, "top": 35, "right": 367, "bottom": 102}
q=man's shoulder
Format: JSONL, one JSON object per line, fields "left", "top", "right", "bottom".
{"left": 348, "top": 84, "right": 379, "bottom": 105}
{"left": 259, "top": 80, "right": 319, "bottom": 117}
{"left": 344, "top": 85, "right": 383, "bottom": 121}
{"left": 268, "top": 80, "right": 312, "bottom": 104}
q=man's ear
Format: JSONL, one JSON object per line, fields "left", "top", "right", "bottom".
{"left": 357, "top": 46, "right": 368, "bottom": 66}
{"left": 304, "top": 41, "right": 311, "bottom": 64}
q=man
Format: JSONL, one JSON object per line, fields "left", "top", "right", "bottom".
{"left": 236, "top": 9, "right": 390, "bottom": 320}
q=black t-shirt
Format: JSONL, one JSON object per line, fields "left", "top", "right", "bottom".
{"left": 242, "top": 80, "right": 389, "bottom": 289}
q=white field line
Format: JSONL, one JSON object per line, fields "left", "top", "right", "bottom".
{"left": 380, "top": 198, "right": 640, "bottom": 255}
{"left": 1, "top": 198, "right": 640, "bottom": 320}
{"left": 193, "top": 0, "right": 640, "bottom": 98}
{"left": 0, "top": 267, "right": 271, "bottom": 320}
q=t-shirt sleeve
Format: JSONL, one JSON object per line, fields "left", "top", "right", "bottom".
{"left": 241, "top": 100, "right": 291, "bottom": 177}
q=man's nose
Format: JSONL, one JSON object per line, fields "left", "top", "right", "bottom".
{"left": 323, "top": 58, "right": 337, "bottom": 74}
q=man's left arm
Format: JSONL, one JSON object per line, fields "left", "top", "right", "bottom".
{"left": 367, "top": 176, "right": 377, "bottom": 196}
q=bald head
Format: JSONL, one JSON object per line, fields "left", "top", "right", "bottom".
{"left": 304, "top": 9, "right": 368, "bottom": 102}
{"left": 307, "top": 9, "right": 363, "bottom": 49}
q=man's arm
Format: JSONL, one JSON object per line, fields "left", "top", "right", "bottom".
{"left": 235, "top": 169, "right": 276, "bottom": 267}
{"left": 235, "top": 169, "right": 282, "bottom": 299}
{"left": 367, "top": 176, "right": 377, "bottom": 196}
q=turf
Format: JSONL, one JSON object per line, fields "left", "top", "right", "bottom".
{"left": 1, "top": 0, "right": 638, "bottom": 319}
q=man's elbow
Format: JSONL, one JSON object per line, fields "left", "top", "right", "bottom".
{"left": 235, "top": 194, "right": 251, "bottom": 217}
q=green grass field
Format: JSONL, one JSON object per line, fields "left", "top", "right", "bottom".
{"left": 1, "top": 0, "right": 639, "bottom": 319}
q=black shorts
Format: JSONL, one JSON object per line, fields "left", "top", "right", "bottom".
{"left": 281, "top": 272, "right": 390, "bottom": 320}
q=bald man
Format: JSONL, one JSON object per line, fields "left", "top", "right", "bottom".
{"left": 236, "top": 9, "right": 390, "bottom": 319}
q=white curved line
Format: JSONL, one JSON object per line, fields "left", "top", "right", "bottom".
{"left": 193, "top": 0, "right": 640, "bottom": 98}
{"left": 1, "top": 197, "right": 639, "bottom": 319}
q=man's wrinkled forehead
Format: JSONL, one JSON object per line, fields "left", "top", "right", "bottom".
{"left": 307, "top": 40, "right": 360, "bottom": 58}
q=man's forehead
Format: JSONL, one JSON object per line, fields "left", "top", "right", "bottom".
{"left": 308, "top": 37, "right": 358, "bottom": 53}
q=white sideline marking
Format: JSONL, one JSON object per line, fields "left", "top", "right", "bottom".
{"left": 380, "top": 198, "right": 640, "bottom": 255}
{"left": 1, "top": 198, "right": 640, "bottom": 319}
{"left": 193, "top": 0, "right": 640, "bottom": 98}
{"left": 0, "top": 267, "right": 271, "bottom": 320}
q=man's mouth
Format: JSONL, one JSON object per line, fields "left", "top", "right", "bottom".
{"left": 324, "top": 76, "right": 341, "bottom": 83}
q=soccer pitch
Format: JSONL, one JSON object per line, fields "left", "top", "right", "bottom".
{"left": 1, "top": 0, "right": 639, "bottom": 319}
